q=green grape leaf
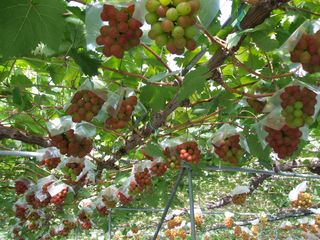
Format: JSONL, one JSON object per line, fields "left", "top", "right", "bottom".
{"left": 0, "top": 0, "right": 66, "bottom": 58}
{"left": 11, "top": 75, "right": 33, "bottom": 88}
{"left": 176, "top": 65, "right": 209, "bottom": 102}
{"left": 69, "top": 49, "right": 101, "bottom": 76}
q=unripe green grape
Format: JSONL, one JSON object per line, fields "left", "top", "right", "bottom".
{"left": 172, "top": 26, "right": 184, "bottom": 38}
{"left": 148, "top": 30, "right": 157, "bottom": 40}
{"left": 292, "top": 118, "right": 303, "bottom": 127}
{"left": 173, "top": 0, "right": 185, "bottom": 6}
{"left": 184, "top": 25, "right": 197, "bottom": 39}
{"left": 294, "top": 101, "right": 303, "bottom": 110}
{"left": 145, "top": 12, "right": 159, "bottom": 24}
{"left": 146, "top": 0, "right": 161, "bottom": 12}
{"left": 151, "top": 22, "right": 163, "bottom": 35}
{"left": 166, "top": 8, "right": 179, "bottom": 21}
{"left": 189, "top": 0, "right": 200, "bottom": 12}
{"left": 286, "top": 105, "right": 294, "bottom": 113}
{"left": 176, "top": 2, "right": 191, "bottom": 15}
{"left": 293, "top": 110, "right": 303, "bottom": 117}
{"left": 170, "top": 162, "right": 175, "bottom": 168}
{"left": 159, "top": 0, "right": 171, "bottom": 6}
{"left": 173, "top": 37, "right": 186, "bottom": 48}
{"left": 156, "top": 34, "right": 169, "bottom": 46}
{"left": 305, "top": 116, "right": 314, "bottom": 125}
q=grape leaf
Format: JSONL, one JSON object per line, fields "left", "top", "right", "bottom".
{"left": 69, "top": 49, "right": 101, "bottom": 76}
{"left": 0, "top": 0, "right": 66, "bottom": 58}
{"left": 11, "top": 75, "right": 33, "bottom": 88}
{"left": 176, "top": 65, "right": 210, "bottom": 102}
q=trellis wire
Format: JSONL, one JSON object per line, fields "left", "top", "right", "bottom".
{"left": 206, "top": 165, "right": 320, "bottom": 179}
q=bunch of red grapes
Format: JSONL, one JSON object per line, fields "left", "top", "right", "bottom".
{"left": 280, "top": 85, "right": 317, "bottom": 128}
{"left": 27, "top": 211, "right": 40, "bottom": 221}
{"left": 102, "top": 195, "right": 117, "bottom": 208}
{"left": 15, "top": 204, "right": 27, "bottom": 219}
{"left": 65, "top": 161, "right": 85, "bottom": 179}
{"left": 50, "top": 187, "right": 68, "bottom": 205}
{"left": 96, "top": 204, "right": 108, "bottom": 215}
{"left": 264, "top": 125, "right": 302, "bottom": 159}
{"left": 247, "top": 98, "right": 266, "bottom": 114}
{"left": 50, "top": 129, "right": 93, "bottom": 158}
{"left": 134, "top": 168, "right": 152, "bottom": 188}
{"left": 39, "top": 157, "right": 61, "bottom": 170}
{"left": 15, "top": 179, "right": 31, "bottom": 195}
{"left": 176, "top": 141, "right": 201, "bottom": 164}
{"left": 96, "top": 4, "right": 143, "bottom": 58}
{"left": 105, "top": 96, "right": 138, "bottom": 129}
{"left": 26, "top": 192, "right": 49, "bottom": 209}
{"left": 128, "top": 180, "right": 143, "bottom": 195}
{"left": 145, "top": 0, "right": 200, "bottom": 54}
{"left": 163, "top": 147, "right": 181, "bottom": 170}
{"left": 63, "top": 220, "right": 76, "bottom": 231}
{"left": 66, "top": 90, "right": 105, "bottom": 123}
{"left": 117, "top": 191, "right": 133, "bottom": 205}
{"left": 213, "top": 135, "right": 243, "bottom": 166}
{"left": 78, "top": 212, "right": 92, "bottom": 230}
{"left": 290, "top": 30, "right": 320, "bottom": 73}
{"left": 150, "top": 161, "right": 167, "bottom": 177}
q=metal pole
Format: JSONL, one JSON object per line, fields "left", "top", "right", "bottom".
{"left": 0, "top": 150, "right": 44, "bottom": 158}
{"left": 108, "top": 209, "right": 112, "bottom": 240}
{"left": 206, "top": 165, "right": 320, "bottom": 179}
{"left": 187, "top": 167, "right": 196, "bottom": 240}
{"left": 152, "top": 168, "right": 186, "bottom": 240}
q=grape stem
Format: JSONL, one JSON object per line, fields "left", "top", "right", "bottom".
{"left": 140, "top": 43, "right": 183, "bottom": 85}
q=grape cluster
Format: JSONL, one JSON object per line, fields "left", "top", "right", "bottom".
{"left": 117, "top": 191, "right": 133, "bottom": 205}
{"left": 234, "top": 226, "right": 242, "bottom": 237}
{"left": 165, "top": 229, "right": 187, "bottom": 240}
{"left": 167, "top": 216, "right": 182, "bottom": 229}
{"left": 78, "top": 212, "right": 92, "bottom": 230}
{"left": 176, "top": 141, "right": 201, "bottom": 164}
{"left": 213, "top": 135, "right": 243, "bottom": 166}
{"left": 128, "top": 180, "right": 143, "bottom": 195}
{"left": 63, "top": 220, "right": 76, "bottom": 231}
{"left": 96, "top": 204, "right": 108, "bottom": 215}
{"left": 102, "top": 196, "right": 117, "bottom": 209}
{"left": 247, "top": 98, "right": 266, "bottom": 113}
{"left": 64, "top": 161, "right": 85, "bottom": 182}
{"left": 280, "top": 85, "right": 317, "bottom": 128}
{"left": 26, "top": 192, "right": 48, "bottom": 209}
{"left": 163, "top": 147, "right": 181, "bottom": 170}
{"left": 150, "top": 161, "right": 167, "bottom": 177}
{"left": 15, "top": 204, "right": 27, "bottom": 219}
{"left": 50, "top": 187, "right": 68, "bottom": 205}
{"left": 195, "top": 214, "right": 203, "bottom": 226}
{"left": 291, "top": 192, "right": 312, "bottom": 209}
{"left": 290, "top": 31, "right": 320, "bottom": 73}
{"left": 105, "top": 96, "right": 138, "bottom": 129}
{"left": 27, "top": 223, "right": 39, "bottom": 231}
{"left": 15, "top": 179, "right": 31, "bottom": 195}
{"left": 96, "top": 4, "right": 143, "bottom": 58}
{"left": 50, "top": 129, "right": 93, "bottom": 158}
{"left": 27, "top": 211, "right": 40, "bottom": 221}
{"left": 224, "top": 217, "right": 234, "bottom": 228}
{"left": 232, "top": 193, "right": 247, "bottom": 205}
{"left": 66, "top": 90, "right": 105, "bottom": 123}
{"left": 134, "top": 168, "right": 152, "bottom": 188}
{"left": 264, "top": 125, "right": 302, "bottom": 159}
{"left": 251, "top": 225, "right": 259, "bottom": 236}
{"left": 145, "top": 0, "right": 200, "bottom": 54}
{"left": 39, "top": 157, "right": 61, "bottom": 170}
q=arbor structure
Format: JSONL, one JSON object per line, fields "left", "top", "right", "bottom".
{"left": 0, "top": 0, "right": 320, "bottom": 239}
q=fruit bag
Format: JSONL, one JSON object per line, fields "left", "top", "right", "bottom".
{"left": 47, "top": 116, "right": 96, "bottom": 158}
{"left": 211, "top": 124, "right": 248, "bottom": 166}
{"left": 36, "top": 147, "right": 61, "bottom": 170}
{"left": 101, "top": 185, "right": 119, "bottom": 208}
{"left": 65, "top": 79, "right": 108, "bottom": 123}
{"left": 279, "top": 20, "right": 320, "bottom": 74}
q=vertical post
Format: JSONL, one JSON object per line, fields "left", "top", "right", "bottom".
{"left": 152, "top": 168, "right": 186, "bottom": 240}
{"left": 108, "top": 209, "right": 112, "bottom": 240}
{"left": 187, "top": 167, "right": 196, "bottom": 240}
